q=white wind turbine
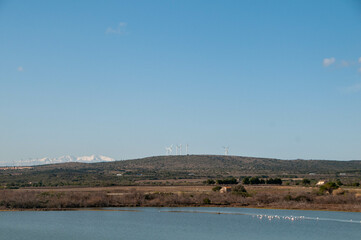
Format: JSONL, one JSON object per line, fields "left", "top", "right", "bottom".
{"left": 186, "top": 144, "right": 189, "bottom": 155}
{"left": 165, "top": 145, "right": 173, "bottom": 155}
{"left": 223, "top": 146, "right": 229, "bottom": 156}
{"left": 178, "top": 144, "right": 182, "bottom": 155}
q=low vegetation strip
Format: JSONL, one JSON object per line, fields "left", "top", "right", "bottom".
{"left": 1, "top": 185, "right": 360, "bottom": 212}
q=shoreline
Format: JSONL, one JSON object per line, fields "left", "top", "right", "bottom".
{"left": 1, "top": 204, "right": 360, "bottom": 213}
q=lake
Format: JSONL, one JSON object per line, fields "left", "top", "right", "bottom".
{"left": 1, "top": 207, "right": 360, "bottom": 240}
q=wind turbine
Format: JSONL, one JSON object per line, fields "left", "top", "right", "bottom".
{"left": 223, "top": 146, "right": 229, "bottom": 156}
{"left": 178, "top": 144, "right": 182, "bottom": 155}
{"left": 165, "top": 144, "right": 173, "bottom": 155}
{"left": 186, "top": 144, "right": 189, "bottom": 155}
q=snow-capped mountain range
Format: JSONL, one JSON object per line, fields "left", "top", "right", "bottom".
{"left": 20, "top": 155, "right": 115, "bottom": 166}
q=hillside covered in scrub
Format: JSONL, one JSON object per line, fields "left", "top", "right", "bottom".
{"left": 1, "top": 155, "right": 361, "bottom": 188}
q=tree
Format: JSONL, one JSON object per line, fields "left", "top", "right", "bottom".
{"left": 319, "top": 182, "right": 339, "bottom": 194}
{"left": 242, "top": 177, "right": 250, "bottom": 185}
{"left": 249, "top": 177, "right": 261, "bottom": 184}
{"left": 216, "top": 178, "right": 238, "bottom": 185}
{"left": 267, "top": 178, "right": 282, "bottom": 185}
{"left": 206, "top": 179, "right": 215, "bottom": 185}
{"left": 301, "top": 178, "right": 311, "bottom": 186}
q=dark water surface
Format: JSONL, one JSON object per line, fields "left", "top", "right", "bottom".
{"left": 1, "top": 207, "right": 360, "bottom": 240}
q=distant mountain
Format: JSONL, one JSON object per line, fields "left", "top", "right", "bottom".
{"left": 20, "top": 155, "right": 114, "bottom": 166}
{"left": 96, "top": 155, "right": 361, "bottom": 176}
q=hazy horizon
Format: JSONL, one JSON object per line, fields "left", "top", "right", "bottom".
{"left": 1, "top": 0, "right": 361, "bottom": 164}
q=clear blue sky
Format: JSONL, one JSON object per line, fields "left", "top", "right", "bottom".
{"left": 1, "top": 0, "right": 361, "bottom": 164}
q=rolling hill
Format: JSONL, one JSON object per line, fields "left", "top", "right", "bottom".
{"left": 1, "top": 155, "right": 361, "bottom": 187}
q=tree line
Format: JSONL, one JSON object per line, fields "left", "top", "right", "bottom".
{"left": 206, "top": 177, "right": 283, "bottom": 185}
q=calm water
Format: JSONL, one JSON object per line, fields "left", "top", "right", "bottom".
{"left": 1, "top": 207, "right": 360, "bottom": 240}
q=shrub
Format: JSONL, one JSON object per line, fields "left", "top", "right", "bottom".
{"left": 232, "top": 184, "right": 248, "bottom": 196}
{"left": 216, "top": 178, "right": 238, "bottom": 185}
{"left": 203, "top": 198, "right": 211, "bottom": 204}
{"left": 352, "top": 182, "right": 360, "bottom": 187}
{"left": 212, "top": 186, "right": 222, "bottom": 192}
{"left": 319, "top": 182, "right": 339, "bottom": 194}
{"left": 206, "top": 179, "right": 215, "bottom": 185}
{"left": 284, "top": 194, "right": 312, "bottom": 202}
{"left": 301, "top": 179, "right": 311, "bottom": 186}
{"left": 336, "top": 179, "right": 343, "bottom": 186}
{"left": 266, "top": 178, "right": 282, "bottom": 185}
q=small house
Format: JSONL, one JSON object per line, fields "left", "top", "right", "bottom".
{"left": 316, "top": 180, "right": 325, "bottom": 186}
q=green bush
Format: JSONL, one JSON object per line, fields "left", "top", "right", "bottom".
{"left": 319, "top": 182, "right": 338, "bottom": 194}
{"left": 232, "top": 184, "right": 248, "bottom": 196}
{"left": 242, "top": 177, "right": 250, "bottom": 185}
{"left": 301, "top": 179, "right": 311, "bottom": 186}
{"left": 336, "top": 179, "right": 343, "bottom": 186}
{"left": 216, "top": 178, "right": 238, "bottom": 185}
{"left": 266, "top": 178, "right": 282, "bottom": 185}
{"left": 249, "top": 177, "right": 265, "bottom": 184}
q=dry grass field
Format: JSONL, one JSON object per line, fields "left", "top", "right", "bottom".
{"left": 13, "top": 185, "right": 213, "bottom": 194}
{"left": 1, "top": 184, "right": 360, "bottom": 212}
